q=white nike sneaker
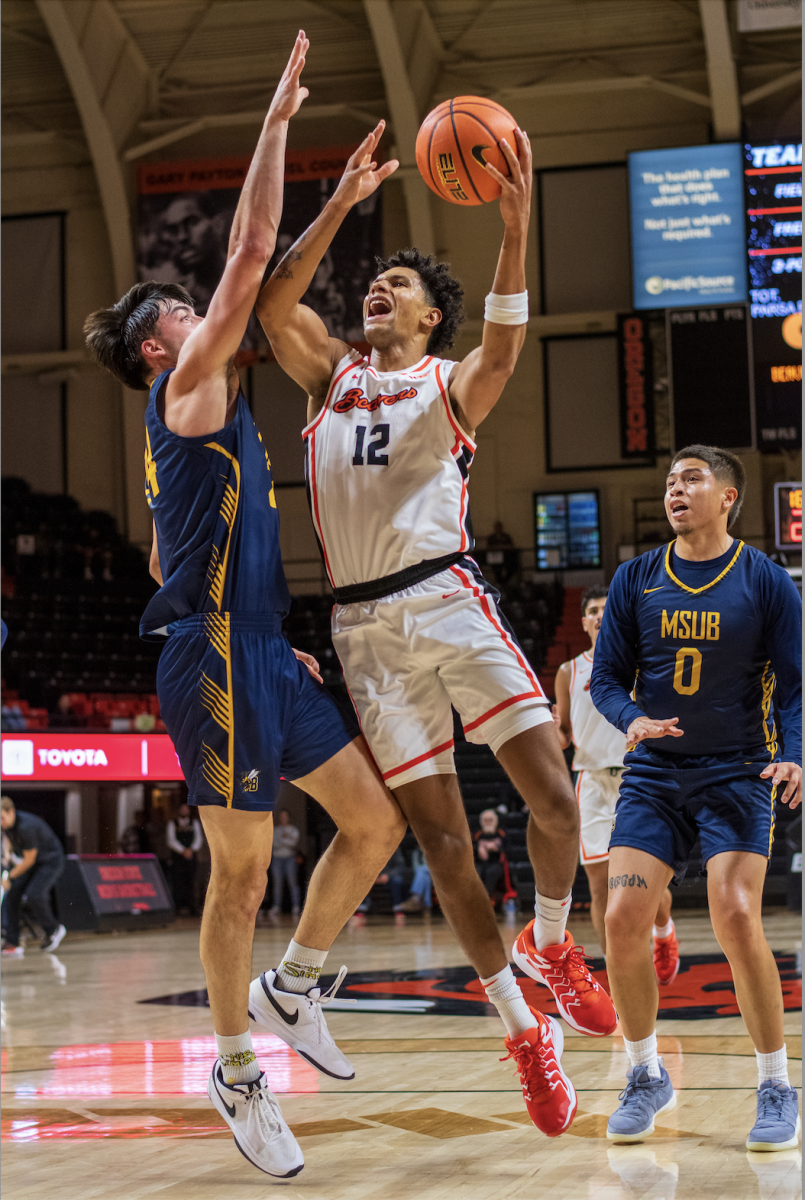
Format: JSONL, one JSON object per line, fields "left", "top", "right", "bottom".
{"left": 249, "top": 966, "right": 356, "bottom": 1080}
{"left": 207, "top": 1063, "right": 304, "bottom": 1178}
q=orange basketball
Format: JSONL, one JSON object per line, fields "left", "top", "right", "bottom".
{"left": 415, "top": 96, "right": 518, "bottom": 206}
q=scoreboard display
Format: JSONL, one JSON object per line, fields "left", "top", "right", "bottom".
{"left": 774, "top": 482, "right": 803, "bottom": 553}
{"left": 534, "top": 490, "right": 601, "bottom": 570}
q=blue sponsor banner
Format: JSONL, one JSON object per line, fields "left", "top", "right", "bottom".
{"left": 629, "top": 143, "right": 748, "bottom": 309}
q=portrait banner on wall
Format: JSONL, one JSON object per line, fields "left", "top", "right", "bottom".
{"left": 136, "top": 148, "right": 382, "bottom": 361}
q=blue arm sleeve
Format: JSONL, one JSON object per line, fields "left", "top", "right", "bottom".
{"left": 761, "top": 563, "right": 802, "bottom": 764}
{"left": 590, "top": 563, "right": 646, "bottom": 734}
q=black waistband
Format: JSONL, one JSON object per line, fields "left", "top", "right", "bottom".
{"left": 332, "top": 552, "right": 466, "bottom": 605}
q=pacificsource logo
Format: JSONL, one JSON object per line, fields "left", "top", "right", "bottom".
{"left": 2, "top": 739, "right": 34, "bottom": 776}
{"left": 645, "top": 274, "right": 736, "bottom": 295}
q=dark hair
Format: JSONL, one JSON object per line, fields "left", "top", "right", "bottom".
{"left": 374, "top": 248, "right": 465, "bottom": 355}
{"left": 83, "top": 280, "right": 195, "bottom": 391}
{"left": 670, "top": 444, "right": 746, "bottom": 527}
{"left": 581, "top": 586, "right": 608, "bottom": 616}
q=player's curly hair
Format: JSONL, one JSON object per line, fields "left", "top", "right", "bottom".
{"left": 83, "top": 280, "right": 196, "bottom": 391}
{"left": 670, "top": 444, "right": 746, "bottom": 527}
{"left": 374, "top": 248, "right": 465, "bottom": 356}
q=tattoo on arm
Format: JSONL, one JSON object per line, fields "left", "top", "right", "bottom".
{"left": 275, "top": 249, "right": 303, "bottom": 280}
{"left": 609, "top": 873, "right": 647, "bottom": 890}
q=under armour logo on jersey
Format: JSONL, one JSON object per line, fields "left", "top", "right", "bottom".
{"left": 240, "top": 769, "right": 260, "bottom": 792}
{"left": 333, "top": 386, "right": 417, "bottom": 414}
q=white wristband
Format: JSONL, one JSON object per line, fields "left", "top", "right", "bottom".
{"left": 484, "top": 291, "right": 529, "bottom": 325}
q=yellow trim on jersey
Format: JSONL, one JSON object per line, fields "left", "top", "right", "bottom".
{"left": 204, "top": 442, "right": 241, "bottom": 613}
{"left": 768, "top": 783, "right": 777, "bottom": 857}
{"left": 202, "top": 612, "right": 234, "bottom": 807}
{"left": 761, "top": 660, "right": 778, "bottom": 759}
{"left": 663, "top": 538, "right": 744, "bottom": 595}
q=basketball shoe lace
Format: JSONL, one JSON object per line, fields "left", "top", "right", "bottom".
{"left": 755, "top": 1083, "right": 787, "bottom": 1124}
{"left": 550, "top": 943, "right": 597, "bottom": 997}
{"left": 242, "top": 1078, "right": 291, "bottom": 1142}
{"left": 501, "top": 1039, "right": 560, "bottom": 1102}
{"left": 654, "top": 938, "right": 675, "bottom": 972}
{"left": 616, "top": 1071, "right": 664, "bottom": 1122}
{"left": 299, "top": 966, "right": 354, "bottom": 1046}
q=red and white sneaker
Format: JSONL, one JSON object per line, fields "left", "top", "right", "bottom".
{"left": 653, "top": 925, "right": 680, "bottom": 985}
{"left": 512, "top": 924, "right": 617, "bottom": 1037}
{"left": 501, "top": 1009, "right": 577, "bottom": 1137}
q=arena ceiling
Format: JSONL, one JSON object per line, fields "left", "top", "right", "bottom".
{"left": 3, "top": 1, "right": 801, "bottom": 161}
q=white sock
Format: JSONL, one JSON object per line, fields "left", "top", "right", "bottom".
{"left": 215, "top": 1031, "right": 260, "bottom": 1085}
{"left": 533, "top": 891, "right": 571, "bottom": 951}
{"left": 756, "top": 1045, "right": 789, "bottom": 1088}
{"left": 481, "top": 965, "right": 535, "bottom": 1038}
{"left": 624, "top": 1033, "right": 661, "bottom": 1080}
{"left": 276, "top": 939, "right": 328, "bottom": 994}
{"left": 652, "top": 919, "right": 674, "bottom": 940}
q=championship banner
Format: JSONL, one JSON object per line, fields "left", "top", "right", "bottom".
{"left": 136, "top": 147, "right": 382, "bottom": 360}
{"left": 617, "top": 313, "right": 654, "bottom": 458}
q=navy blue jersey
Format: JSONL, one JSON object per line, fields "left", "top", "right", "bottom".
{"left": 140, "top": 369, "right": 290, "bottom": 639}
{"left": 590, "top": 540, "right": 802, "bottom": 762}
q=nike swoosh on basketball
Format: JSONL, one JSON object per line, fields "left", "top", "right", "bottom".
{"left": 213, "top": 1068, "right": 237, "bottom": 1117}
{"left": 471, "top": 144, "right": 490, "bottom": 167}
{"left": 442, "top": 589, "right": 460, "bottom": 599}
{"left": 260, "top": 974, "right": 299, "bottom": 1025}
{"left": 643, "top": 586, "right": 664, "bottom": 593}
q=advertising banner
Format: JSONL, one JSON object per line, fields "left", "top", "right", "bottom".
{"left": 136, "top": 148, "right": 382, "bottom": 359}
{"left": 629, "top": 143, "right": 748, "bottom": 310}
{"left": 617, "top": 313, "right": 655, "bottom": 458}
{"left": 1, "top": 734, "right": 184, "bottom": 782}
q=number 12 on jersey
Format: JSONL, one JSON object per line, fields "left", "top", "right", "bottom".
{"left": 352, "top": 424, "right": 390, "bottom": 466}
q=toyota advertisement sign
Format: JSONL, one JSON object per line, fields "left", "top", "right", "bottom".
{"left": 629, "top": 143, "right": 748, "bottom": 309}
{"left": 1, "top": 734, "right": 184, "bottom": 782}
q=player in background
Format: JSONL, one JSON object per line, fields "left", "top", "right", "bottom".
{"left": 84, "top": 36, "right": 405, "bottom": 1179}
{"left": 255, "top": 121, "right": 616, "bottom": 1139}
{"left": 554, "top": 587, "right": 678, "bottom": 982}
{"left": 591, "top": 446, "right": 801, "bottom": 1150}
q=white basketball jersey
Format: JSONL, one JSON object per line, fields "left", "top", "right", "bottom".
{"left": 304, "top": 350, "right": 473, "bottom": 589}
{"left": 569, "top": 651, "right": 627, "bottom": 770}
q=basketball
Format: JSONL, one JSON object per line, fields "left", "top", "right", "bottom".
{"left": 415, "top": 96, "right": 519, "bottom": 206}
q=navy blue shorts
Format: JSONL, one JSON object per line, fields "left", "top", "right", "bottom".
{"left": 610, "top": 746, "right": 777, "bottom": 883}
{"left": 157, "top": 612, "right": 357, "bottom": 811}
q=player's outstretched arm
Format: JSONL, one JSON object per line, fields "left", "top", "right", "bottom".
{"left": 165, "top": 32, "right": 309, "bottom": 434}
{"left": 448, "top": 129, "right": 532, "bottom": 432}
{"left": 256, "top": 122, "right": 398, "bottom": 406}
{"left": 553, "top": 662, "right": 573, "bottom": 750}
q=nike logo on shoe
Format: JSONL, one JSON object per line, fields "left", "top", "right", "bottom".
{"left": 260, "top": 973, "right": 300, "bottom": 1025}
{"left": 213, "top": 1068, "right": 237, "bottom": 1118}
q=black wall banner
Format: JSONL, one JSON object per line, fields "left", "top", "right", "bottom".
{"left": 617, "top": 313, "right": 655, "bottom": 458}
{"left": 137, "top": 149, "right": 382, "bottom": 362}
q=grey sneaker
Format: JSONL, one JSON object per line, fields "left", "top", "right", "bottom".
{"left": 746, "top": 1081, "right": 801, "bottom": 1151}
{"left": 607, "top": 1061, "right": 676, "bottom": 1142}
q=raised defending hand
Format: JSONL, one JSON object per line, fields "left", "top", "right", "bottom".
{"left": 484, "top": 128, "right": 532, "bottom": 232}
{"left": 625, "top": 715, "right": 684, "bottom": 745}
{"left": 268, "top": 30, "right": 310, "bottom": 123}
{"left": 333, "top": 122, "right": 399, "bottom": 209}
{"left": 293, "top": 648, "right": 323, "bottom": 685}
{"left": 760, "top": 760, "right": 802, "bottom": 809}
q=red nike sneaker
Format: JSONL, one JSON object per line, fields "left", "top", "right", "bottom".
{"left": 653, "top": 925, "right": 680, "bottom": 985}
{"left": 512, "top": 924, "right": 617, "bottom": 1037}
{"left": 501, "top": 1009, "right": 577, "bottom": 1137}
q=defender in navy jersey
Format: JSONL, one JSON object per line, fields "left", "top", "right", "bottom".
{"left": 84, "top": 35, "right": 404, "bottom": 1181}
{"left": 591, "top": 446, "right": 801, "bottom": 1151}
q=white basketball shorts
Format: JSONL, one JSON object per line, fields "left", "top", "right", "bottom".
{"left": 331, "top": 558, "right": 552, "bottom": 788}
{"left": 575, "top": 767, "right": 625, "bottom": 864}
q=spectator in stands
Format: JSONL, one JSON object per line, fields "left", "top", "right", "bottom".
{"left": 394, "top": 846, "right": 432, "bottom": 913}
{"left": 166, "top": 803, "right": 203, "bottom": 915}
{"left": 0, "top": 796, "right": 66, "bottom": 955}
{"left": 474, "top": 809, "right": 506, "bottom": 903}
{"left": 487, "top": 521, "right": 514, "bottom": 549}
{"left": 269, "top": 809, "right": 301, "bottom": 917}
{"left": 120, "top": 810, "right": 150, "bottom": 854}
{"left": 486, "top": 521, "right": 517, "bottom": 584}
{"left": 1, "top": 697, "right": 26, "bottom": 732}
{"left": 357, "top": 846, "right": 407, "bottom": 913}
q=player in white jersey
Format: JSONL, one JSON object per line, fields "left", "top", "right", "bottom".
{"left": 554, "top": 588, "right": 679, "bottom": 983}
{"left": 254, "top": 122, "right": 617, "bottom": 1137}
